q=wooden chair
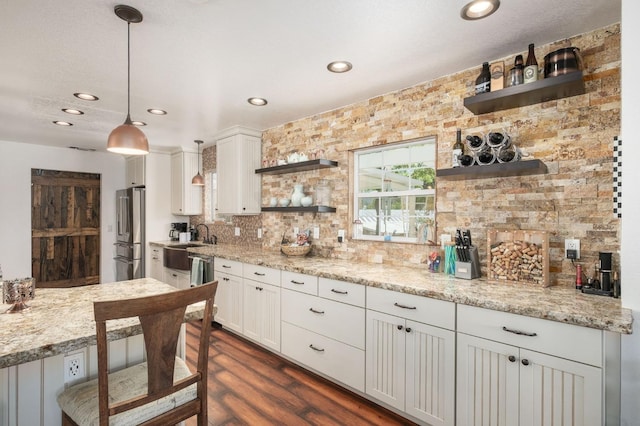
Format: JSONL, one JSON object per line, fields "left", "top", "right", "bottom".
{"left": 57, "top": 281, "right": 218, "bottom": 426}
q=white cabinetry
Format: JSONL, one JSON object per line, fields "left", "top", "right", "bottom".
{"left": 242, "top": 264, "right": 281, "bottom": 351}
{"left": 164, "top": 267, "right": 190, "bottom": 290}
{"left": 149, "top": 245, "right": 163, "bottom": 280}
{"left": 366, "top": 286, "right": 455, "bottom": 426}
{"left": 213, "top": 258, "right": 243, "bottom": 333}
{"left": 281, "top": 277, "right": 366, "bottom": 391}
{"left": 171, "top": 151, "right": 202, "bottom": 215}
{"left": 456, "top": 304, "right": 605, "bottom": 426}
{"left": 125, "top": 156, "right": 145, "bottom": 187}
{"left": 215, "top": 128, "right": 261, "bottom": 215}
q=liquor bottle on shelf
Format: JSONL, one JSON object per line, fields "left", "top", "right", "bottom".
{"left": 524, "top": 43, "right": 539, "bottom": 83}
{"left": 475, "top": 62, "right": 491, "bottom": 95}
{"left": 508, "top": 55, "right": 524, "bottom": 86}
{"left": 452, "top": 129, "right": 463, "bottom": 167}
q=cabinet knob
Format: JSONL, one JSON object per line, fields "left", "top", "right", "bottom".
{"left": 521, "top": 359, "right": 530, "bottom": 366}
{"left": 508, "top": 355, "right": 516, "bottom": 363}
{"left": 405, "top": 327, "right": 412, "bottom": 333}
{"left": 397, "top": 325, "right": 403, "bottom": 331}
{"left": 256, "top": 286, "right": 263, "bottom": 291}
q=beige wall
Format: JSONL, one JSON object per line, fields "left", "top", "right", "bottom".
{"left": 200, "top": 24, "right": 620, "bottom": 288}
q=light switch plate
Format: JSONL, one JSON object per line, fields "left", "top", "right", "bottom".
{"left": 313, "top": 227, "right": 320, "bottom": 239}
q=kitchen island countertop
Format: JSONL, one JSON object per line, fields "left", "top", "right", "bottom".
{"left": 0, "top": 278, "right": 207, "bottom": 369}
{"left": 188, "top": 244, "right": 633, "bottom": 334}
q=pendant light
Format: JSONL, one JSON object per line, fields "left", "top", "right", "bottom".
{"left": 107, "top": 5, "right": 149, "bottom": 155}
{"left": 192, "top": 140, "right": 205, "bottom": 186}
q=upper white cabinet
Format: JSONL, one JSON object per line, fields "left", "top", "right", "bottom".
{"left": 214, "top": 127, "right": 262, "bottom": 215}
{"left": 171, "top": 151, "right": 202, "bottom": 215}
{"left": 125, "top": 156, "right": 145, "bottom": 187}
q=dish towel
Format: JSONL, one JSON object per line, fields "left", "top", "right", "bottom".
{"left": 190, "top": 257, "right": 203, "bottom": 286}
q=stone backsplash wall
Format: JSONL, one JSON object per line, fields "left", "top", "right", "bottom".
{"left": 258, "top": 24, "right": 621, "bottom": 287}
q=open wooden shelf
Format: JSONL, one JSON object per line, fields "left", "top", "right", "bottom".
{"left": 261, "top": 206, "right": 337, "bottom": 213}
{"left": 256, "top": 159, "right": 338, "bottom": 175}
{"left": 436, "top": 159, "right": 548, "bottom": 180}
{"left": 463, "top": 71, "right": 585, "bottom": 115}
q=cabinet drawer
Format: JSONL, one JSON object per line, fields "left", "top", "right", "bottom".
{"left": 282, "top": 289, "right": 365, "bottom": 349}
{"left": 243, "top": 264, "right": 280, "bottom": 286}
{"left": 282, "top": 322, "right": 365, "bottom": 392}
{"left": 281, "top": 271, "right": 318, "bottom": 295}
{"left": 318, "top": 278, "right": 365, "bottom": 307}
{"left": 214, "top": 258, "right": 242, "bottom": 276}
{"left": 367, "top": 286, "right": 455, "bottom": 331}
{"left": 457, "top": 304, "right": 602, "bottom": 367}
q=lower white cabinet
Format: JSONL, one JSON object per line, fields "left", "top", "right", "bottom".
{"left": 164, "top": 267, "right": 190, "bottom": 289}
{"left": 366, "top": 286, "right": 456, "bottom": 426}
{"left": 456, "top": 304, "right": 605, "bottom": 426}
{"left": 243, "top": 278, "right": 281, "bottom": 352}
{"left": 280, "top": 278, "right": 366, "bottom": 392}
{"left": 149, "top": 246, "right": 163, "bottom": 280}
{"left": 213, "top": 259, "right": 244, "bottom": 333}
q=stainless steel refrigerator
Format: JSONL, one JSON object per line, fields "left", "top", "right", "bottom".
{"left": 114, "top": 187, "right": 145, "bottom": 281}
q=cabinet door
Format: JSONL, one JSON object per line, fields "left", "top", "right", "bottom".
{"left": 216, "top": 134, "right": 261, "bottom": 215}
{"left": 405, "top": 320, "right": 455, "bottom": 426}
{"left": 164, "top": 268, "right": 180, "bottom": 288}
{"left": 171, "top": 151, "right": 202, "bottom": 215}
{"left": 150, "top": 247, "right": 163, "bottom": 280}
{"left": 260, "top": 282, "right": 281, "bottom": 352}
{"left": 215, "top": 137, "right": 237, "bottom": 214}
{"left": 365, "top": 310, "right": 405, "bottom": 411}
{"left": 456, "top": 333, "right": 519, "bottom": 426}
{"left": 243, "top": 279, "right": 261, "bottom": 342}
{"left": 215, "top": 271, "right": 243, "bottom": 333}
{"left": 126, "top": 156, "right": 145, "bottom": 187}
{"left": 519, "top": 349, "right": 602, "bottom": 426}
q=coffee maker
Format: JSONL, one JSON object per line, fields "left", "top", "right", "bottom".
{"left": 169, "top": 222, "right": 188, "bottom": 241}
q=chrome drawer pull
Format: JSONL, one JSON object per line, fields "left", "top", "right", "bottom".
{"left": 291, "top": 280, "right": 304, "bottom": 285}
{"left": 256, "top": 286, "right": 263, "bottom": 291}
{"left": 331, "top": 289, "right": 348, "bottom": 294}
{"left": 394, "top": 302, "right": 417, "bottom": 310}
{"left": 309, "top": 308, "right": 325, "bottom": 314}
{"left": 502, "top": 326, "right": 537, "bottom": 337}
{"left": 253, "top": 272, "right": 265, "bottom": 276}
{"left": 222, "top": 265, "right": 231, "bottom": 268}
{"left": 309, "top": 344, "right": 325, "bottom": 352}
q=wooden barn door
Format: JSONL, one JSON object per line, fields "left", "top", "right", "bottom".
{"left": 31, "top": 169, "right": 101, "bottom": 287}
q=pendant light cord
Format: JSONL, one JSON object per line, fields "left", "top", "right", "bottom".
{"left": 127, "top": 21, "right": 131, "bottom": 119}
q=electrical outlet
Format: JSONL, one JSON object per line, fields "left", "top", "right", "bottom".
{"left": 234, "top": 227, "right": 240, "bottom": 237}
{"left": 313, "top": 227, "right": 320, "bottom": 239}
{"left": 565, "top": 238, "right": 581, "bottom": 259}
{"left": 293, "top": 227, "right": 299, "bottom": 235}
{"left": 337, "top": 229, "right": 345, "bottom": 243}
{"left": 64, "top": 352, "right": 85, "bottom": 384}
{"left": 257, "top": 228, "right": 262, "bottom": 239}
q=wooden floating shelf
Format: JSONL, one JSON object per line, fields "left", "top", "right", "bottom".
{"left": 436, "top": 159, "right": 548, "bottom": 180}
{"left": 463, "top": 71, "right": 585, "bottom": 115}
{"left": 261, "top": 206, "right": 337, "bottom": 213}
{"left": 256, "top": 159, "right": 338, "bottom": 175}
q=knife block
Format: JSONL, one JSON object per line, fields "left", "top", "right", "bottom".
{"left": 455, "top": 247, "right": 481, "bottom": 280}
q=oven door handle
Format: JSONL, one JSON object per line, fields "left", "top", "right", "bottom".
{"left": 188, "top": 256, "right": 212, "bottom": 264}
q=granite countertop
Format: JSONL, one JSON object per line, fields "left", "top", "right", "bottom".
{"left": 0, "top": 278, "right": 207, "bottom": 369}
{"left": 187, "top": 244, "right": 633, "bottom": 335}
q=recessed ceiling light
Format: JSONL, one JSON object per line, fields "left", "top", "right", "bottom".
{"left": 327, "top": 61, "right": 353, "bottom": 73}
{"left": 131, "top": 120, "right": 147, "bottom": 126}
{"left": 53, "top": 121, "right": 73, "bottom": 126}
{"left": 62, "top": 108, "right": 84, "bottom": 115}
{"left": 247, "top": 97, "right": 268, "bottom": 106}
{"left": 147, "top": 108, "right": 167, "bottom": 115}
{"left": 73, "top": 92, "right": 99, "bottom": 101}
{"left": 460, "top": 0, "right": 500, "bottom": 20}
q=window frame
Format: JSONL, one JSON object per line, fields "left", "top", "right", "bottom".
{"left": 352, "top": 137, "right": 436, "bottom": 244}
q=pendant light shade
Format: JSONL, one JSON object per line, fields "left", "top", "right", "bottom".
{"left": 107, "top": 5, "right": 149, "bottom": 155}
{"left": 192, "top": 140, "right": 205, "bottom": 186}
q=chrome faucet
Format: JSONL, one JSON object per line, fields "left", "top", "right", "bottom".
{"left": 196, "top": 224, "right": 217, "bottom": 244}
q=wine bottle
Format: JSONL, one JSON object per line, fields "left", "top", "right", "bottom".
{"left": 459, "top": 153, "right": 475, "bottom": 167}
{"left": 452, "top": 129, "right": 463, "bottom": 167}
{"left": 475, "top": 145, "right": 496, "bottom": 165}
{"left": 465, "top": 134, "right": 485, "bottom": 151}
{"left": 524, "top": 43, "right": 538, "bottom": 83}
{"left": 475, "top": 62, "right": 491, "bottom": 95}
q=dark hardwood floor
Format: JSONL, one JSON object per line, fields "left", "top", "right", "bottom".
{"left": 185, "top": 321, "right": 417, "bottom": 426}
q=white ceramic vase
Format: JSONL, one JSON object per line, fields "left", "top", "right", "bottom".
{"left": 291, "top": 184, "right": 304, "bottom": 207}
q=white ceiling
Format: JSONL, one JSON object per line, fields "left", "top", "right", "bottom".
{"left": 0, "top": 0, "right": 620, "bottom": 153}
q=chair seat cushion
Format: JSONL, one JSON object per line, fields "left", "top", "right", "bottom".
{"left": 57, "top": 358, "right": 196, "bottom": 426}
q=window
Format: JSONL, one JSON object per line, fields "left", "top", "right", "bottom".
{"left": 353, "top": 138, "right": 436, "bottom": 243}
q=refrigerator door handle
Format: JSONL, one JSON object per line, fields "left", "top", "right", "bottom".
{"left": 113, "top": 255, "right": 134, "bottom": 264}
